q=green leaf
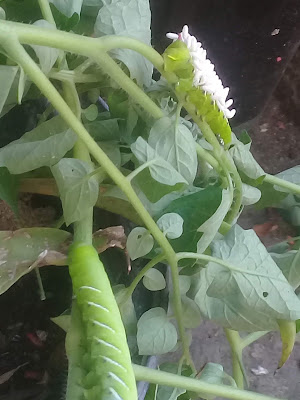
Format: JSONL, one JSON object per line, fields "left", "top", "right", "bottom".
{"left": 159, "top": 186, "right": 223, "bottom": 253}
{"left": 131, "top": 137, "right": 188, "bottom": 186}
{"left": 255, "top": 181, "right": 287, "bottom": 210}
{"left": 198, "top": 363, "right": 236, "bottom": 400}
{"left": 127, "top": 227, "right": 154, "bottom": 260}
{"left": 31, "top": 20, "right": 60, "bottom": 74}
{"left": 51, "top": 158, "right": 99, "bottom": 226}
{"left": 290, "top": 206, "right": 300, "bottom": 226}
{"left": 241, "top": 183, "right": 261, "bottom": 206}
{"left": 275, "top": 165, "right": 300, "bottom": 192}
{"left": 0, "top": 7, "right": 6, "bottom": 20}
{"left": 134, "top": 168, "right": 183, "bottom": 203}
{"left": 195, "top": 225, "right": 300, "bottom": 331}
{"left": 0, "top": 228, "right": 71, "bottom": 294}
{"left": 197, "top": 189, "right": 232, "bottom": 254}
{"left": 94, "top": 0, "right": 152, "bottom": 86}
{"left": 148, "top": 118, "right": 198, "bottom": 185}
{"left": 113, "top": 284, "right": 137, "bottom": 335}
{"left": 51, "top": 314, "right": 71, "bottom": 332}
{"left": 82, "top": 104, "right": 98, "bottom": 121}
{"left": 0, "top": 65, "right": 18, "bottom": 114}
{"left": 229, "top": 141, "right": 265, "bottom": 180}
{"left": 178, "top": 275, "right": 191, "bottom": 294}
{"left": 0, "top": 116, "right": 76, "bottom": 174}
{"left": 143, "top": 269, "right": 166, "bottom": 291}
{"left": 49, "top": 0, "right": 83, "bottom": 18}
{"left": 84, "top": 118, "right": 120, "bottom": 141}
{"left": 137, "top": 308, "right": 177, "bottom": 355}
{"left": 0, "top": 167, "right": 19, "bottom": 214}
{"left": 98, "top": 141, "right": 121, "bottom": 167}
{"left": 271, "top": 250, "right": 300, "bottom": 290}
{"left": 181, "top": 295, "right": 201, "bottom": 328}
{"left": 157, "top": 212, "right": 184, "bottom": 239}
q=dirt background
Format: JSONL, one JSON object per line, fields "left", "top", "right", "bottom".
{"left": 0, "top": 46, "right": 300, "bottom": 400}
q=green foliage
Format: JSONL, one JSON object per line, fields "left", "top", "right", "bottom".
{"left": 0, "top": 228, "right": 70, "bottom": 294}
{"left": 137, "top": 308, "right": 178, "bottom": 355}
{"left": 143, "top": 268, "right": 166, "bottom": 291}
{"left": 31, "top": 20, "right": 60, "bottom": 73}
{"left": 148, "top": 117, "right": 198, "bottom": 185}
{"left": 157, "top": 212, "right": 184, "bottom": 239}
{"left": 51, "top": 158, "right": 99, "bottom": 225}
{"left": 0, "top": 116, "right": 76, "bottom": 173}
{"left": 0, "top": 167, "right": 19, "bottom": 214}
{"left": 195, "top": 225, "right": 300, "bottom": 331}
{"left": 127, "top": 227, "right": 154, "bottom": 260}
{"left": 0, "top": 65, "right": 18, "bottom": 114}
{"left": 94, "top": 0, "right": 152, "bottom": 86}
{"left": 159, "top": 186, "right": 223, "bottom": 253}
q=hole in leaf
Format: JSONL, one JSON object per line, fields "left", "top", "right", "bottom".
{"left": 263, "top": 291, "right": 268, "bottom": 297}
{"left": 137, "top": 235, "right": 142, "bottom": 239}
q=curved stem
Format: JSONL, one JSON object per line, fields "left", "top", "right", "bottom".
{"left": 126, "top": 254, "right": 165, "bottom": 298}
{"left": 2, "top": 36, "right": 191, "bottom": 364}
{"left": 38, "top": 0, "right": 56, "bottom": 25}
{"left": 133, "top": 364, "right": 283, "bottom": 400}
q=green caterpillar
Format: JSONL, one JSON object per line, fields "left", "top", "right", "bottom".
{"left": 68, "top": 243, "right": 137, "bottom": 400}
{"left": 163, "top": 40, "right": 232, "bottom": 145}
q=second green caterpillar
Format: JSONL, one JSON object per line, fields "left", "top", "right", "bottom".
{"left": 68, "top": 243, "right": 137, "bottom": 400}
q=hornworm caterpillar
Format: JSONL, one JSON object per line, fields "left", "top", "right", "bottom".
{"left": 68, "top": 243, "right": 137, "bottom": 400}
{"left": 163, "top": 33, "right": 234, "bottom": 145}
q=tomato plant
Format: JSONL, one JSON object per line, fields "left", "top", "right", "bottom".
{"left": 0, "top": 1, "right": 299, "bottom": 400}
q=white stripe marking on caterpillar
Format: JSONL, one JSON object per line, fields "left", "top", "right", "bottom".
{"left": 108, "top": 372, "right": 129, "bottom": 390}
{"left": 100, "top": 356, "right": 127, "bottom": 372}
{"left": 79, "top": 286, "right": 102, "bottom": 293}
{"left": 91, "top": 319, "right": 116, "bottom": 333}
{"left": 109, "top": 387, "right": 124, "bottom": 400}
{"left": 93, "top": 337, "right": 122, "bottom": 353}
{"left": 87, "top": 301, "right": 109, "bottom": 312}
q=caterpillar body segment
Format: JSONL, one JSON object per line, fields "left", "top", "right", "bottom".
{"left": 163, "top": 40, "right": 232, "bottom": 145}
{"left": 68, "top": 243, "right": 137, "bottom": 400}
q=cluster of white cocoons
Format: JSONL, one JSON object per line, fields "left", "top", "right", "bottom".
{"left": 166, "top": 25, "right": 236, "bottom": 119}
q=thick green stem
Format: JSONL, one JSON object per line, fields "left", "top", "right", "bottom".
{"left": 265, "top": 174, "right": 300, "bottom": 196}
{"left": 133, "top": 365, "right": 283, "bottom": 400}
{"left": 225, "top": 329, "right": 244, "bottom": 389}
{"left": 38, "top": 0, "right": 56, "bottom": 25}
{"left": 2, "top": 36, "right": 191, "bottom": 364}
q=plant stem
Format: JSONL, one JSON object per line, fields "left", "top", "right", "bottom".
{"left": 93, "top": 52, "right": 163, "bottom": 120}
{"left": 240, "top": 331, "right": 269, "bottom": 349}
{"left": 2, "top": 37, "right": 191, "bottom": 364}
{"left": 49, "top": 69, "right": 102, "bottom": 83}
{"left": 126, "top": 254, "right": 165, "bottom": 298}
{"left": 225, "top": 329, "right": 244, "bottom": 389}
{"left": 133, "top": 364, "right": 283, "bottom": 400}
{"left": 38, "top": 0, "right": 56, "bottom": 25}
{"left": 195, "top": 143, "right": 220, "bottom": 171}
{"left": 265, "top": 174, "right": 300, "bottom": 196}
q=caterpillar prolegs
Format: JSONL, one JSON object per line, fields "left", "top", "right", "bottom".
{"left": 68, "top": 243, "right": 137, "bottom": 400}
